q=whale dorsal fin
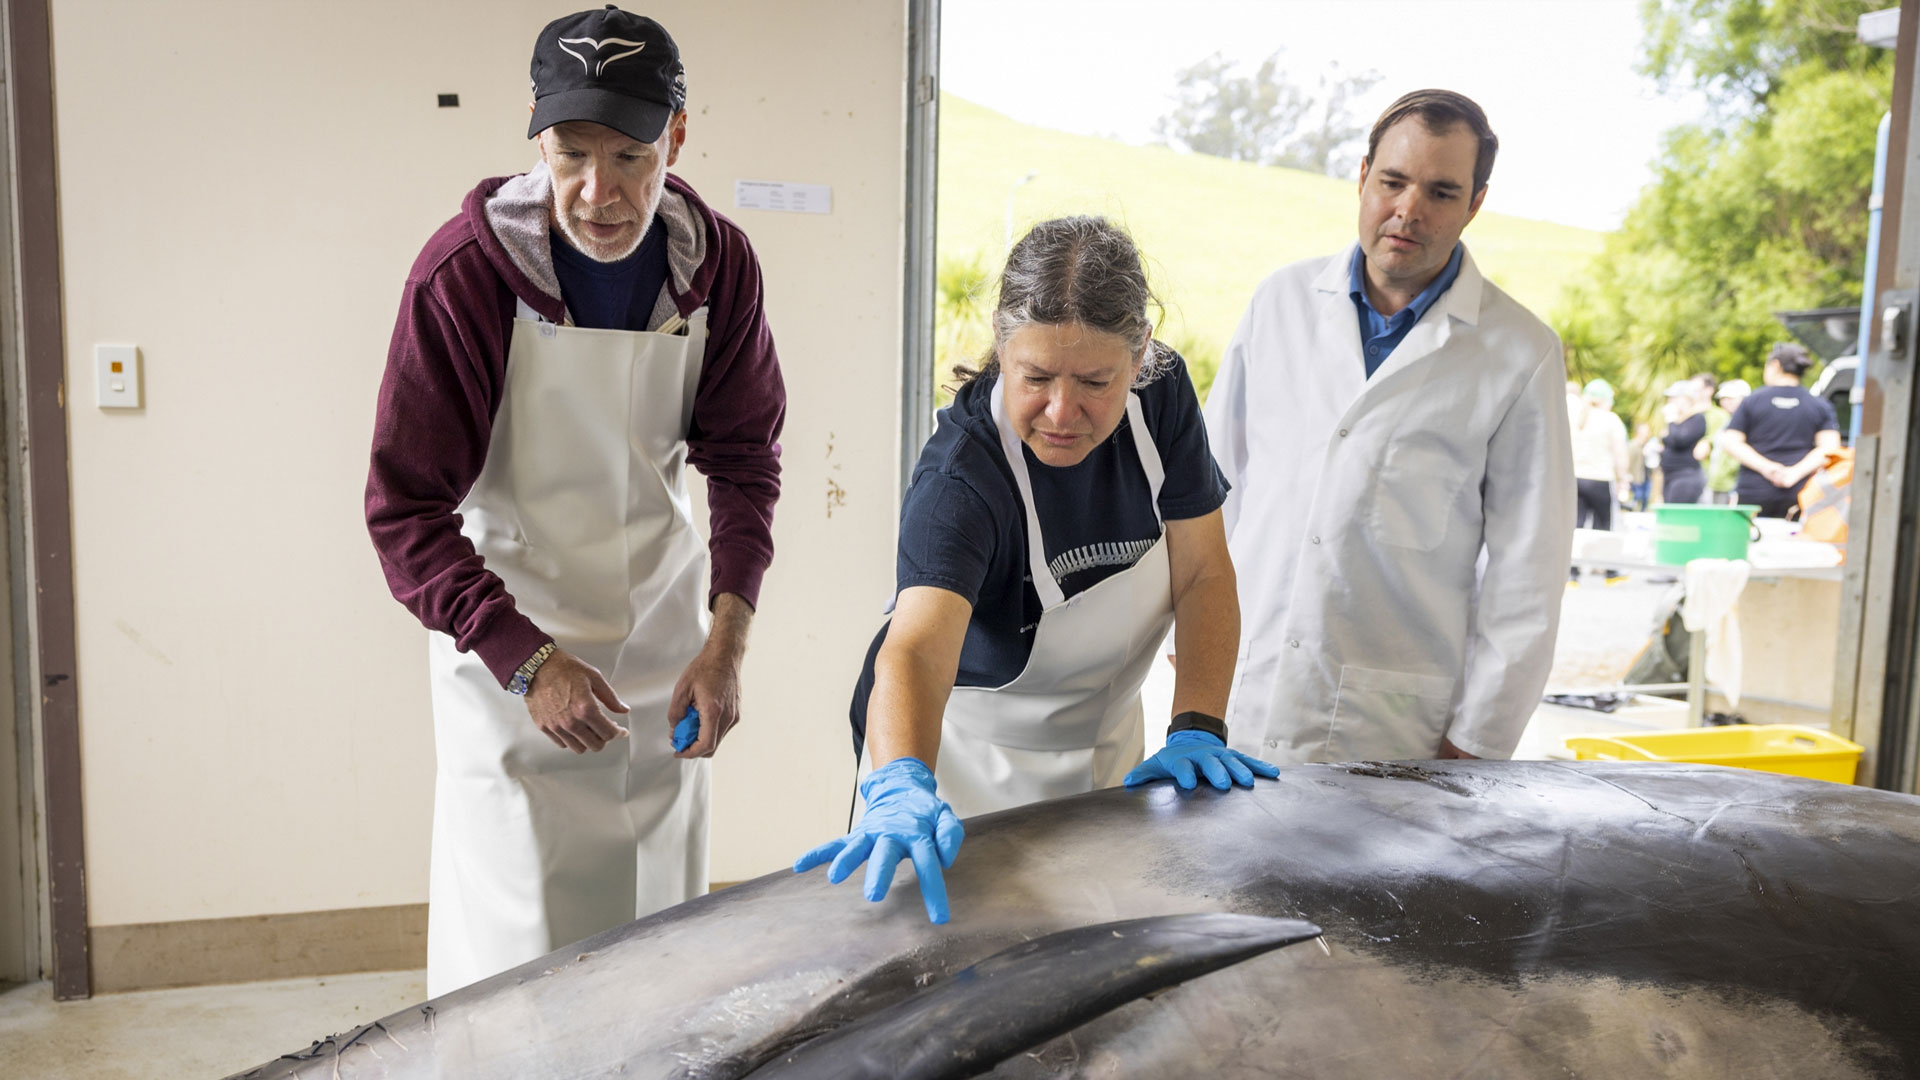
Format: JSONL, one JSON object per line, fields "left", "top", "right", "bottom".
{"left": 743, "top": 912, "right": 1322, "bottom": 1080}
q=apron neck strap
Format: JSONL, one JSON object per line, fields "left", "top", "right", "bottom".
{"left": 1129, "top": 392, "right": 1166, "bottom": 513}
{"left": 991, "top": 375, "right": 1162, "bottom": 609}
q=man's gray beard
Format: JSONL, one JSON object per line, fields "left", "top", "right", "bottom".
{"left": 556, "top": 186, "right": 663, "bottom": 264}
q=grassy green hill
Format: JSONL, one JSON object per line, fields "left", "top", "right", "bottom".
{"left": 936, "top": 94, "right": 1604, "bottom": 398}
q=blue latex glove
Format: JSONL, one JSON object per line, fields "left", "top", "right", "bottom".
{"left": 670, "top": 705, "right": 700, "bottom": 753}
{"left": 792, "top": 757, "right": 965, "bottom": 923}
{"left": 1124, "top": 730, "right": 1280, "bottom": 791}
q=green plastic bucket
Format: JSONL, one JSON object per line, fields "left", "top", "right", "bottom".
{"left": 1653, "top": 504, "right": 1760, "bottom": 565}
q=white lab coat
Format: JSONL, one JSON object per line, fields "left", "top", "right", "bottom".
{"left": 1205, "top": 244, "right": 1574, "bottom": 762}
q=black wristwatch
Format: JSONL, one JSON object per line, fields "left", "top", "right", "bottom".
{"left": 1168, "top": 710, "right": 1228, "bottom": 742}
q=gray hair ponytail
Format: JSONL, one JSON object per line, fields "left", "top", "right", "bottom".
{"left": 956, "top": 216, "right": 1170, "bottom": 388}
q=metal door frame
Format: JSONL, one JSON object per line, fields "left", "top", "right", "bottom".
{"left": 1837, "top": 0, "right": 1920, "bottom": 795}
{"left": 2, "top": 0, "right": 87, "bottom": 998}
{"left": 900, "top": 0, "right": 939, "bottom": 494}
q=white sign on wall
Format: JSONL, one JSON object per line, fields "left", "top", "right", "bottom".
{"left": 734, "top": 179, "right": 832, "bottom": 215}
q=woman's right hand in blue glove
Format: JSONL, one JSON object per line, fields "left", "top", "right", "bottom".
{"left": 793, "top": 757, "right": 966, "bottom": 923}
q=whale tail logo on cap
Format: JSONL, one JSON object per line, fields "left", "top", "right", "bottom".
{"left": 557, "top": 36, "right": 646, "bottom": 76}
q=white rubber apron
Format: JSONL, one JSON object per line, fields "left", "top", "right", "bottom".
{"left": 863, "top": 378, "right": 1175, "bottom": 820}
{"left": 426, "top": 299, "right": 711, "bottom": 996}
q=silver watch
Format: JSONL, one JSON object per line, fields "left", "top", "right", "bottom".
{"left": 507, "top": 642, "right": 557, "bottom": 696}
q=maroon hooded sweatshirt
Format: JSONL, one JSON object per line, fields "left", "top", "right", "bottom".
{"left": 366, "top": 169, "right": 784, "bottom": 688}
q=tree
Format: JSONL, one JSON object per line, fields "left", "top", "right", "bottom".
{"left": 933, "top": 253, "right": 994, "bottom": 404}
{"left": 1274, "top": 63, "right": 1383, "bottom": 177}
{"left": 1155, "top": 51, "right": 1306, "bottom": 165}
{"left": 1641, "top": 0, "right": 1883, "bottom": 114}
{"left": 1551, "top": 0, "right": 1891, "bottom": 421}
{"left": 1155, "top": 51, "right": 1379, "bottom": 177}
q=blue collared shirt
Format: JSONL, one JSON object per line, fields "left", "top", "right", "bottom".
{"left": 1349, "top": 243, "right": 1464, "bottom": 378}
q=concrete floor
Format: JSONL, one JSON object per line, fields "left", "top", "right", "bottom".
{"left": 1515, "top": 568, "right": 1696, "bottom": 758}
{"left": 0, "top": 968, "right": 424, "bottom": 1079}
{"left": 0, "top": 574, "right": 1682, "bottom": 1077}
{"left": 1552, "top": 567, "right": 1679, "bottom": 688}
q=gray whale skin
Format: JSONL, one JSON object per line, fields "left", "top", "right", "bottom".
{"left": 228, "top": 760, "right": 1920, "bottom": 1078}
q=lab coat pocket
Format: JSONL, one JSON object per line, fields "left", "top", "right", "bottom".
{"left": 1327, "top": 665, "right": 1455, "bottom": 760}
{"left": 1371, "top": 440, "right": 1468, "bottom": 551}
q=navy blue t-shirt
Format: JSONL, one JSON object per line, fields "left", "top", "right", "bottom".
{"left": 550, "top": 220, "right": 669, "bottom": 330}
{"left": 1728, "top": 386, "right": 1837, "bottom": 503}
{"left": 847, "top": 353, "right": 1228, "bottom": 756}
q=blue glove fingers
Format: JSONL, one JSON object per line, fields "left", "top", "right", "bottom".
{"left": 1235, "top": 750, "right": 1282, "bottom": 779}
{"left": 1221, "top": 751, "right": 1256, "bottom": 788}
{"left": 1198, "top": 751, "right": 1234, "bottom": 791}
{"left": 867, "top": 834, "right": 910, "bottom": 899}
{"left": 827, "top": 833, "right": 877, "bottom": 885}
{"left": 1121, "top": 760, "right": 1163, "bottom": 788}
{"left": 863, "top": 836, "right": 907, "bottom": 902}
{"left": 1170, "top": 753, "right": 1200, "bottom": 790}
{"left": 934, "top": 806, "right": 965, "bottom": 869}
{"left": 907, "top": 836, "right": 952, "bottom": 924}
{"left": 793, "top": 836, "right": 846, "bottom": 875}
{"left": 670, "top": 705, "right": 700, "bottom": 752}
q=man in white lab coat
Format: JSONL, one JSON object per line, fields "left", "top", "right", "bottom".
{"left": 1205, "top": 89, "right": 1574, "bottom": 763}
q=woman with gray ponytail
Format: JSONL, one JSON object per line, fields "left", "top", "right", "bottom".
{"left": 795, "top": 216, "right": 1276, "bottom": 923}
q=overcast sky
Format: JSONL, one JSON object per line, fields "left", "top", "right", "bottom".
{"left": 940, "top": 0, "right": 1710, "bottom": 232}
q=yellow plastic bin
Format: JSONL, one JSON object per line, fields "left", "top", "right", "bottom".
{"left": 1565, "top": 725, "right": 1864, "bottom": 784}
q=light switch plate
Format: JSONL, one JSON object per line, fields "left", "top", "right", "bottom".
{"left": 96, "top": 344, "right": 140, "bottom": 409}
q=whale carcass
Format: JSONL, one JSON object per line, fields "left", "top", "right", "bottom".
{"left": 227, "top": 760, "right": 1920, "bottom": 1078}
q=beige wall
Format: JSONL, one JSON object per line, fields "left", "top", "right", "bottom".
{"left": 52, "top": 0, "right": 904, "bottom": 927}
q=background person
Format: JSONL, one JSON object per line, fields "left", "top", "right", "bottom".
{"left": 1569, "top": 378, "right": 1630, "bottom": 585}
{"left": 1659, "top": 379, "right": 1709, "bottom": 504}
{"left": 1628, "top": 422, "right": 1655, "bottom": 510}
{"left": 795, "top": 218, "right": 1274, "bottom": 924}
{"left": 365, "top": 7, "right": 785, "bottom": 995}
{"left": 1724, "top": 344, "right": 1839, "bottom": 517}
{"left": 1204, "top": 89, "right": 1574, "bottom": 765}
{"left": 1694, "top": 370, "right": 1728, "bottom": 492}
{"left": 1706, "top": 378, "right": 1751, "bottom": 504}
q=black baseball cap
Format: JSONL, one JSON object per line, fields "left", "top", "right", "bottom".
{"left": 1769, "top": 342, "right": 1813, "bottom": 376}
{"left": 528, "top": 6, "right": 687, "bottom": 144}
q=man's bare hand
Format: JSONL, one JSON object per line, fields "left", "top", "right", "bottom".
{"left": 524, "top": 649, "right": 629, "bottom": 754}
{"left": 667, "top": 593, "right": 755, "bottom": 759}
{"left": 1437, "top": 736, "right": 1479, "bottom": 760}
{"left": 667, "top": 648, "right": 741, "bottom": 758}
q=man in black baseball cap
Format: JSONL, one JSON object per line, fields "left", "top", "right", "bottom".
{"left": 368, "top": 6, "right": 785, "bottom": 996}
{"left": 528, "top": 4, "right": 687, "bottom": 145}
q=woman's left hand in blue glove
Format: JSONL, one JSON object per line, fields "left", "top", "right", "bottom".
{"left": 1124, "top": 730, "right": 1280, "bottom": 791}
{"left": 792, "top": 757, "right": 964, "bottom": 923}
